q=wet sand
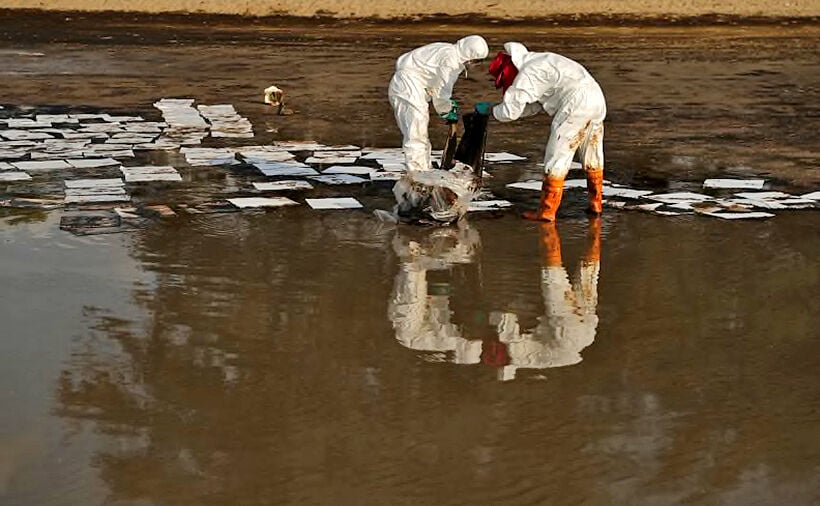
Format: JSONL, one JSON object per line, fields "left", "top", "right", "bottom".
{"left": 2, "top": 0, "right": 820, "bottom": 18}
{"left": 1, "top": 12, "right": 819, "bottom": 506}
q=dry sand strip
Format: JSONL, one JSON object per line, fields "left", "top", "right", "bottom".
{"left": 2, "top": 0, "right": 818, "bottom": 18}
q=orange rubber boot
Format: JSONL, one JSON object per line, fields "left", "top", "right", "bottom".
{"left": 539, "top": 222, "right": 562, "bottom": 267}
{"left": 522, "top": 176, "right": 564, "bottom": 222}
{"left": 586, "top": 169, "right": 604, "bottom": 215}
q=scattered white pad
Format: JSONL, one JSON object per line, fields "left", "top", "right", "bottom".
{"left": 730, "top": 198, "right": 788, "bottom": 210}
{"left": 604, "top": 186, "right": 655, "bottom": 199}
{"left": 563, "top": 179, "right": 586, "bottom": 189}
{"left": 506, "top": 180, "right": 542, "bottom": 191}
{"left": 698, "top": 210, "right": 775, "bottom": 220}
{"left": 65, "top": 178, "right": 124, "bottom": 189}
{"left": 361, "top": 147, "right": 404, "bottom": 157}
{"left": 61, "top": 131, "right": 109, "bottom": 140}
{"left": 120, "top": 166, "right": 182, "bottom": 183}
{"left": 322, "top": 165, "right": 378, "bottom": 176}
{"left": 101, "top": 114, "right": 144, "bottom": 122}
{"left": 647, "top": 192, "right": 711, "bottom": 204}
{"left": 12, "top": 160, "right": 71, "bottom": 171}
{"left": 181, "top": 147, "right": 237, "bottom": 166}
{"left": 484, "top": 152, "right": 526, "bottom": 163}
{"left": 308, "top": 174, "right": 367, "bottom": 185}
{"left": 311, "top": 150, "right": 362, "bottom": 159}
{"left": 255, "top": 162, "right": 318, "bottom": 177}
{"left": 1, "top": 130, "right": 54, "bottom": 140}
{"left": 801, "top": 191, "right": 820, "bottom": 201}
{"left": 198, "top": 104, "right": 254, "bottom": 138}
{"left": 734, "top": 191, "right": 792, "bottom": 200}
{"left": 36, "top": 114, "right": 78, "bottom": 123}
{"left": 253, "top": 180, "right": 314, "bottom": 191}
{"left": 778, "top": 198, "right": 817, "bottom": 209}
{"left": 306, "top": 197, "right": 363, "bottom": 210}
{"left": 0, "top": 172, "right": 32, "bottom": 181}
{"left": 69, "top": 113, "right": 105, "bottom": 120}
{"left": 79, "top": 123, "right": 124, "bottom": 133}
{"left": 273, "top": 141, "right": 327, "bottom": 151}
{"left": 369, "top": 172, "right": 401, "bottom": 181}
{"left": 468, "top": 200, "right": 514, "bottom": 211}
{"left": 304, "top": 156, "right": 358, "bottom": 165}
{"left": 737, "top": 198, "right": 815, "bottom": 210}
{"left": 134, "top": 141, "right": 180, "bottom": 151}
{"left": 228, "top": 197, "right": 299, "bottom": 209}
{"left": 89, "top": 149, "right": 134, "bottom": 159}
{"left": 65, "top": 187, "right": 127, "bottom": 196}
{"left": 319, "top": 144, "right": 361, "bottom": 151}
{"left": 66, "top": 158, "right": 120, "bottom": 168}
{"left": 240, "top": 150, "right": 294, "bottom": 163}
{"left": 64, "top": 193, "right": 130, "bottom": 204}
{"left": 0, "top": 149, "right": 30, "bottom": 159}
{"left": 106, "top": 136, "right": 157, "bottom": 145}
{"left": 703, "top": 178, "right": 766, "bottom": 190}
{"left": 631, "top": 202, "right": 664, "bottom": 212}
{"left": 5, "top": 119, "right": 52, "bottom": 128}
{"left": 667, "top": 202, "right": 698, "bottom": 211}
{"left": 30, "top": 151, "right": 85, "bottom": 160}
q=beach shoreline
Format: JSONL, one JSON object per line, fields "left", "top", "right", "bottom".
{"left": 0, "top": 0, "right": 818, "bottom": 21}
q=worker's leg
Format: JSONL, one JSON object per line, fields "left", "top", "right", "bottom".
{"left": 522, "top": 115, "right": 586, "bottom": 221}
{"left": 579, "top": 121, "right": 605, "bottom": 215}
{"left": 391, "top": 98, "right": 432, "bottom": 173}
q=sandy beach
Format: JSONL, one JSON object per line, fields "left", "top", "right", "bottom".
{"left": 2, "top": 0, "right": 819, "bottom": 18}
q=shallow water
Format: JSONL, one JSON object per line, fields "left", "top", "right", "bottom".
{"left": 1, "top": 14, "right": 819, "bottom": 505}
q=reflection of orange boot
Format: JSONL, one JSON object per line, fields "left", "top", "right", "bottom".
{"left": 586, "top": 169, "right": 603, "bottom": 215}
{"left": 584, "top": 217, "right": 602, "bottom": 263}
{"left": 539, "top": 222, "right": 562, "bottom": 267}
{"left": 522, "top": 176, "right": 564, "bottom": 222}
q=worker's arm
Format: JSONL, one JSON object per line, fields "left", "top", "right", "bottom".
{"left": 519, "top": 102, "right": 544, "bottom": 118}
{"left": 492, "top": 67, "right": 549, "bottom": 122}
{"left": 430, "top": 55, "right": 463, "bottom": 115}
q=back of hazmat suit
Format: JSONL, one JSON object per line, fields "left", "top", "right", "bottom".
{"left": 388, "top": 35, "right": 489, "bottom": 173}
{"left": 489, "top": 42, "right": 607, "bottom": 222}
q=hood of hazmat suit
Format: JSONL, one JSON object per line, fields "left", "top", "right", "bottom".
{"left": 504, "top": 41, "right": 529, "bottom": 69}
{"left": 455, "top": 35, "right": 490, "bottom": 62}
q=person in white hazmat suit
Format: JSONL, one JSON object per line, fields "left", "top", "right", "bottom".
{"left": 387, "top": 223, "right": 484, "bottom": 365}
{"left": 388, "top": 35, "right": 489, "bottom": 174}
{"left": 477, "top": 42, "right": 607, "bottom": 222}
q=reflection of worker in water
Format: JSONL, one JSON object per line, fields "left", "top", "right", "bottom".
{"left": 388, "top": 36, "right": 489, "bottom": 173}
{"left": 388, "top": 220, "right": 601, "bottom": 381}
{"left": 476, "top": 42, "right": 607, "bottom": 222}
{"left": 387, "top": 223, "right": 483, "bottom": 364}
{"left": 489, "top": 219, "right": 601, "bottom": 381}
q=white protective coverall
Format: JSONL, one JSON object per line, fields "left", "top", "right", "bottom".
{"left": 387, "top": 224, "right": 483, "bottom": 364}
{"left": 388, "top": 35, "right": 489, "bottom": 173}
{"left": 492, "top": 42, "right": 607, "bottom": 179}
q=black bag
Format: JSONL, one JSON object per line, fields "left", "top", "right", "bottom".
{"left": 440, "top": 111, "right": 488, "bottom": 181}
